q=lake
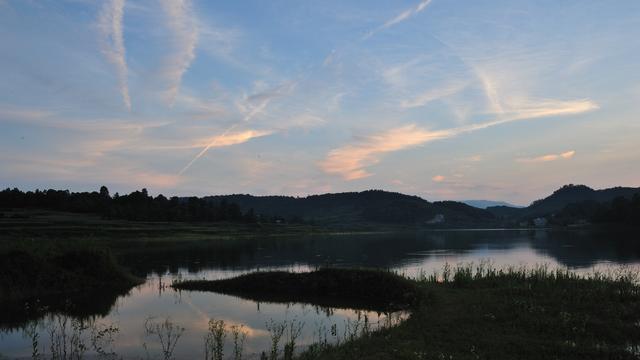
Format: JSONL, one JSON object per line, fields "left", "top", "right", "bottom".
{"left": 1, "top": 228, "right": 639, "bottom": 359}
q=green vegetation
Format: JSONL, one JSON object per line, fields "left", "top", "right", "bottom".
{"left": 174, "top": 266, "right": 640, "bottom": 360}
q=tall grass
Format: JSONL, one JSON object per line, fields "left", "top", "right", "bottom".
{"left": 142, "top": 317, "right": 184, "bottom": 360}
{"left": 230, "top": 324, "right": 247, "bottom": 360}
{"left": 204, "top": 319, "right": 225, "bottom": 360}
{"left": 415, "top": 261, "right": 640, "bottom": 297}
{"left": 23, "top": 316, "right": 118, "bottom": 360}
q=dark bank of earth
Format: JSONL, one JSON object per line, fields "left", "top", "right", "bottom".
{"left": 174, "top": 268, "right": 640, "bottom": 360}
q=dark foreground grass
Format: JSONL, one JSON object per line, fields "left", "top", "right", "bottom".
{"left": 175, "top": 265, "right": 640, "bottom": 360}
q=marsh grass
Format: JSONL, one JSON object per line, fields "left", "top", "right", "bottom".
{"left": 296, "top": 264, "right": 640, "bottom": 359}
{"left": 230, "top": 324, "right": 247, "bottom": 360}
{"left": 89, "top": 323, "right": 119, "bottom": 359}
{"left": 201, "top": 318, "right": 250, "bottom": 360}
{"left": 22, "top": 316, "right": 119, "bottom": 360}
{"left": 283, "top": 319, "right": 304, "bottom": 360}
{"left": 172, "top": 268, "right": 420, "bottom": 312}
{"left": 142, "top": 317, "right": 185, "bottom": 360}
{"left": 12, "top": 264, "right": 640, "bottom": 360}
{"left": 265, "top": 319, "right": 287, "bottom": 360}
{"left": 204, "top": 319, "right": 225, "bottom": 360}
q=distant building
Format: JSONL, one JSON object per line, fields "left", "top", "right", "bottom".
{"left": 427, "top": 214, "right": 445, "bottom": 224}
{"left": 533, "top": 217, "right": 548, "bottom": 227}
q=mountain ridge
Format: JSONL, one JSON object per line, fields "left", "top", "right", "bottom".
{"left": 205, "top": 190, "right": 495, "bottom": 227}
{"left": 486, "top": 184, "right": 640, "bottom": 220}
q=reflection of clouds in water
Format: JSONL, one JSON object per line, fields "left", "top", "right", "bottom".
{"left": 180, "top": 295, "right": 269, "bottom": 338}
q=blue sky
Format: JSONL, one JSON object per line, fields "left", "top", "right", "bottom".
{"left": 1, "top": 0, "right": 639, "bottom": 205}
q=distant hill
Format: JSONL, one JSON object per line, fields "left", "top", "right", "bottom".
{"left": 486, "top": 184, "right": 640, "bottom": 220}
{"left": 205, "top": 190, "right": 496, "bottom": 227}
{"left": 463, "top": 200, "right": 522, "bottom": 209}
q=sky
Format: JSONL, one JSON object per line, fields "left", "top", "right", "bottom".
{"left": 0, "top": 0, "right": 639, "bottom": 205}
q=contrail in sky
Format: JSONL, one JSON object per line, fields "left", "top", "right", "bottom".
{"left": 178, "top": 123, "right": 240, "bottom": 175}
{"left": 98, "top": 0, "right": 131, "bottom": 111}
{"left": 179, "top": 82, "right": 295, "bottom": 175}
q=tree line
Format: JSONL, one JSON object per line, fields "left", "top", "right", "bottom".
{"left": 552, "top": 194, "right": 640, "bottom": 226}
{"left": 0, "top": 187, "right": 267, "bottom": 223}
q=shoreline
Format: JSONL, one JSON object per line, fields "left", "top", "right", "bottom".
{"left": 173, "top": 267, "right": 640, "bottom": 360}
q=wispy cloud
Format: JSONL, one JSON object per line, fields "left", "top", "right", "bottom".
{"left": 517, "top": 150, "right": 576, "bottom": 163}
{"left": 237, "top": 81, "right": 297, "bottom": 122}
{"left": 323, "top": 49, "right": 337, "bottom": 67}
{"left": 277, "top": 113, "right": 325, "bottom": 130}
{"left": 198, "top": 129, "right": 273, "bottom": 148}
{"left": 320, "top": 124, "right": 451, "bottom": 180}
{"left": 175, "top": 93, "right": 227, "bottom": 120}
{"left": 499, "top": 99, "right": 596, "bottom": 120}
{"left": 321, "top": 99, "right": 596, "bottom": 180}
{"left": 178, "top": 81, "right": 296, "bottom": 175}
{"left": 98, "top": 0, "right": 131, "bottom": 111}
{"left": 400, "top": 81, "right": 467, "bottom": 109}
{"left": 179, "top": 129, "right": 273, "bottom": 175}
{"left": 0, "top": 106, "right": 53, "bottom": 120}
{"left": 463, "top": 155, "right": 483, "bottom": 162}
{"left": 160, "top": 0, "right": 198, "bottom": 106}
{"left": 364, "top": 0, "right": 433, "bottom": 39}
{"left": 0, "top": 105, "right": 167, "bottom": 132}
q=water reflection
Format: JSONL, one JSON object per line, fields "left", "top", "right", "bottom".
{"left": 2, "top": 273, "right": 406, "bottom": 359}
{"left": 118, "top": 228, "right": 640, "bottom": 276}
{"left": 2, "top": 228, "right": 640, "bottom": 359}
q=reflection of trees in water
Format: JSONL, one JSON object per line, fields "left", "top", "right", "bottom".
{"left": 528, "top": 228, "right": 640, "bottom": 268}
{"left": 0, "top": 287, "right": 131, "bottom": 331}
{"left": 116, "top": 232, "right": 521, "bottom": 276}
{"left": 116, "top": 230, "right": 640, "bottom": 277}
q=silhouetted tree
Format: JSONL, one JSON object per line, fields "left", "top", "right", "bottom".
{"left": 0, "top": 187, "right": 264, "bottom": 224}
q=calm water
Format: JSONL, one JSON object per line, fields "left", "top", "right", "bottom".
{"left": 1, "top": 228, "right": 639, "bottom": 359}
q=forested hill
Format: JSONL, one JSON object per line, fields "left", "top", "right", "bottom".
{"left": 205, "top": 190, "right": 496, "bottom": 226}
{"left": 3, "top": 185, "right": 636, "bottom": 227}
{"left": 486, "top": 184, "right": 640, "bottom": 225}
{"left": 0, "top": 187, "right": 496, "bottom": 227}
{"left": 526, "top": 185, "right": 639, "bottom": 215}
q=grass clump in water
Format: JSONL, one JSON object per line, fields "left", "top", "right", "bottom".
{"left": 172, "top": 268, "right": 420, "bottom": 312}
